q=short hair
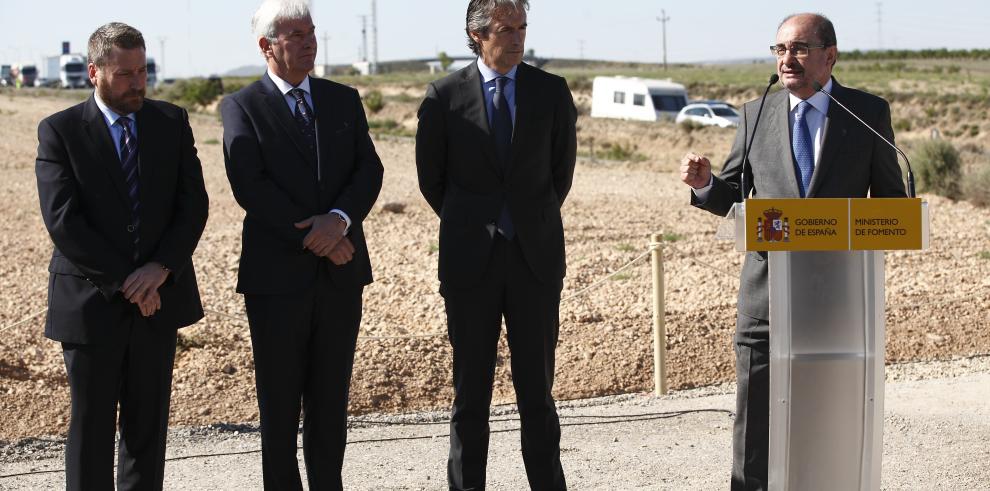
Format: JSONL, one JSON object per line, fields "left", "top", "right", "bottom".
{"left": 252, "top": 0, "right": 311, "bottom": 42}
{"left": 779, "top": 13, "right": 837, "bottom": 47}
{"left": 465, "top": 0, "right": 530, "bottom": 56}
{"left": 87, "top": 22, "right": 146, "bottom": 67}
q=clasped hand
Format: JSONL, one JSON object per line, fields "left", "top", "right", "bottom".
{"left": 121, "top": 262, "right": 169, "bottom": 317}
{"left": 294, "top": 214, "right": 355, "bottom": 265}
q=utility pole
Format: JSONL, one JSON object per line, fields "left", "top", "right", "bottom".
{"left": 656, "top": 9, "right": 670, "bottom": 71}
{"left": 322, "top": 31, "right": 331, "bottom": 67}
{"left": 370, "top": 0, "right": 379, "bottom": 75}
{"left": 158, "top": 37, "right": 166, "bottom": 79}
{"left": 876, "top": 2, "right": 883, "bottom": 50}
{"left": 359, "top": 15, "right": 368, "bottom": 62}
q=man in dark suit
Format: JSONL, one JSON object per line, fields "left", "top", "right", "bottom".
{"left": 221, "top": 1, "right": 383, "bottom": 488}
{"left": 35, "top": 22, "right": 208, "bottom": 490}
{"left": 680, "top": 13, "right": 906, "bottom": 490}
{"left": 416, "top": 1, "right": 577, "bottom": 489}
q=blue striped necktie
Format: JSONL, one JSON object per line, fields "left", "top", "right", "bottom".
{"left": 290, "top": 88, "right": 317, "bottom": 155}
{"left": 792, "top": 101, "right": 815, "bottom": 197}
{"left": 117, "top": 117, "right": 140, "bottom": 256}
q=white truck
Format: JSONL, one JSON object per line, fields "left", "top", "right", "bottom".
{"left": 12, "top": 64, "right": 38, "bottom": 88}
{"left": 590, "top": 76, "right": 689, "bottom": 122}
{"left": 146, "top": 57, "right": 158, "bottom": 88}
{"left": 41, "top": 54, "right": 88, "bottom": 89}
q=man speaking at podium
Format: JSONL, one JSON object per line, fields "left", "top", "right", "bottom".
{"left": 679, "top": 13, "right": 906, "bottom": 490}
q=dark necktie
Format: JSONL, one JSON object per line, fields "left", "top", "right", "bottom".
{"left": 792, "top": 101, "right": 814, "bottom": 197}
{"left": 491, "top": 76, "right": 515, "bottom": 239}
{"left": 492, "top": 76, "right": 513, "bottom": 166}
{"left": 117, "top": 117, "right": 140, "bottom": 257}
{"left": 290, "top": 88, "right": 317, "bottom": 156}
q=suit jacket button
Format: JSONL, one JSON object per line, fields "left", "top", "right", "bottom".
{"left": 126, "top": 225, "right": 136, "bottom": 232}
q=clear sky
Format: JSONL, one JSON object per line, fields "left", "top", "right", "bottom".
{"left": 1, "top": 0, "right": 986, "bottom": 77}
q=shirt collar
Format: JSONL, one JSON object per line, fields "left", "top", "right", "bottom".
{"left": 93, "top": 91, "right": 135, "bottom": 127}
{"left": 267, "top": 68, "right": 311, "bottom": 96}
{"left": 789, "top": 78, "right": 832, "bottom": 115}
{"left": 476, "top": 58, "right": 518, "bottom": 83}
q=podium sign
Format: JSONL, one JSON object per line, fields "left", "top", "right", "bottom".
{"left": 743, "top": 198, "right": 925, "bottom": 251}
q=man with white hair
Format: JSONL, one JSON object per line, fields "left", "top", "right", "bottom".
{"left": 416, "top": 1, "right": 577, "bottom": 489}
{"left": 221, "top": 1, "right": 383, "bottom": 488}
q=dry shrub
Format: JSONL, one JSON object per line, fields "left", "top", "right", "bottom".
{"left": 912, "top": 139, "right": 962, "bottom": 199}
{"left": 962, "top": 163, "right": 990, "bottom": 207}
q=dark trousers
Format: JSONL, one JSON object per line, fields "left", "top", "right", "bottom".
{"left": 245, "top": 266, "right": 363, "bottom": 491}
{"left": 731, "top": 313, "right": 771, "bottom": 491}
{"left": 61, "top": 316, "right": 178, "bottom": 491}
{"left": 444, "top": 235, "right": 566, "bottom": 491}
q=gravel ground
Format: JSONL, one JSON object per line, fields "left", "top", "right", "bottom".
{"left": 2, "top": 356, "right": 988, "bottom": 490}
{"left": 0, "top": 92, "right": 988, "bottom": 444}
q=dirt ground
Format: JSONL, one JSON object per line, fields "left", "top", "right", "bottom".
{"left": 0, "top": 90, "right": 988, "bottom": 442}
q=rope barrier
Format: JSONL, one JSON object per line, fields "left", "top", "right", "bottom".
{"left": 0, "top": 308, "right": 47, "bottom": 334}
{"left": 662, "top": 242, "right": 740, "bottom": 280}
{"left": 561, "top": 248, "right": 653, "bottom": 304}
{"left": 3, "top": 247, "right": 983, "bottom": 336}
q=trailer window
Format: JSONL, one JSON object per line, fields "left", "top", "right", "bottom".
{"left": 633, "top": 94, "right": 646, "bottom": 106}
{"left": 651, "top": 94, "right": 687, "bottom": 112}
{"left": 613, "top": 91, "right": 625, "bottom": 104}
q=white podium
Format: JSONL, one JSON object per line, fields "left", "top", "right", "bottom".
{"left": 721, "top": 198, "right": 929, "bottom": 491}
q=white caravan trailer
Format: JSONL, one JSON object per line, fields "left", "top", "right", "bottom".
{"left": 590, "top": 76, "right": 689, "bottom": 122}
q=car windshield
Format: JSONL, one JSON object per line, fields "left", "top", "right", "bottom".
{"left": 65, "top": 63, "right": 85, "bottom": 72}
{"left": 712, "top": 107, "right": 738, "bottom": 117}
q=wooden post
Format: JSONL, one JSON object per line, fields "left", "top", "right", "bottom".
{"left": 651, "top": 233, "right": 668, "bottom": 395}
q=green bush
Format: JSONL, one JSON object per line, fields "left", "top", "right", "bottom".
{"left": 678, "top": 119, "right": 705, "bottom": 134}
{"left": 368, "top": 119, "right": 399, "bottom": 131}
{"left": 159, "top": 77, "right": 224, "bottom": 110}
{"left": 962, "top": 163, "right": 990, "bottom": 207}
{"left": 893, "top": 118, "right": 912, "bottom": 132}
{"left": 363, "top": 90, "right": 385, "bottom": 114}
{"left": 568, "top": 76, "right": 592, "bottom": 92}
{"left": 912, "top": 139, "right": 962, "bottom": 199}
{"left": 598, "top": 141, "right": 645, "bottom": 161}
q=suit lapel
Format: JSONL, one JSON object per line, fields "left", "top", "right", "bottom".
{"left": 459, "top": 64, "right": 501, "bottom": 176}
{"left": 135, "top": 103, "right": 157, "bottom": 220}
{"left": 808, "top": 80, "right": 847, "bottom": 197}
{"left": 261, "top": 74, "right": 317, "bottom": 169}
{"left": 82, "top": 96, "right": 131, "bottom": 206}
{"left": 507, "top": 63, "right": 531, "bottom": 176}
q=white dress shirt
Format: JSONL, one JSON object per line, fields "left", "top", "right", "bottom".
{"left": 693, "top": 79, "right": 833, "bottom": 200}
{"left": 93, "top": 91, "right": 137, "bottom": 160}
{"left": 476, "top": 57, "right": 518, "bottom": 125}
{"left": 267, "top": 68, "right": 351, "bottom": 232}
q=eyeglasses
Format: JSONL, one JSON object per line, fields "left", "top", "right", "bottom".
{"left": 770, "top": 43, "right": 829, "bottom": 58}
